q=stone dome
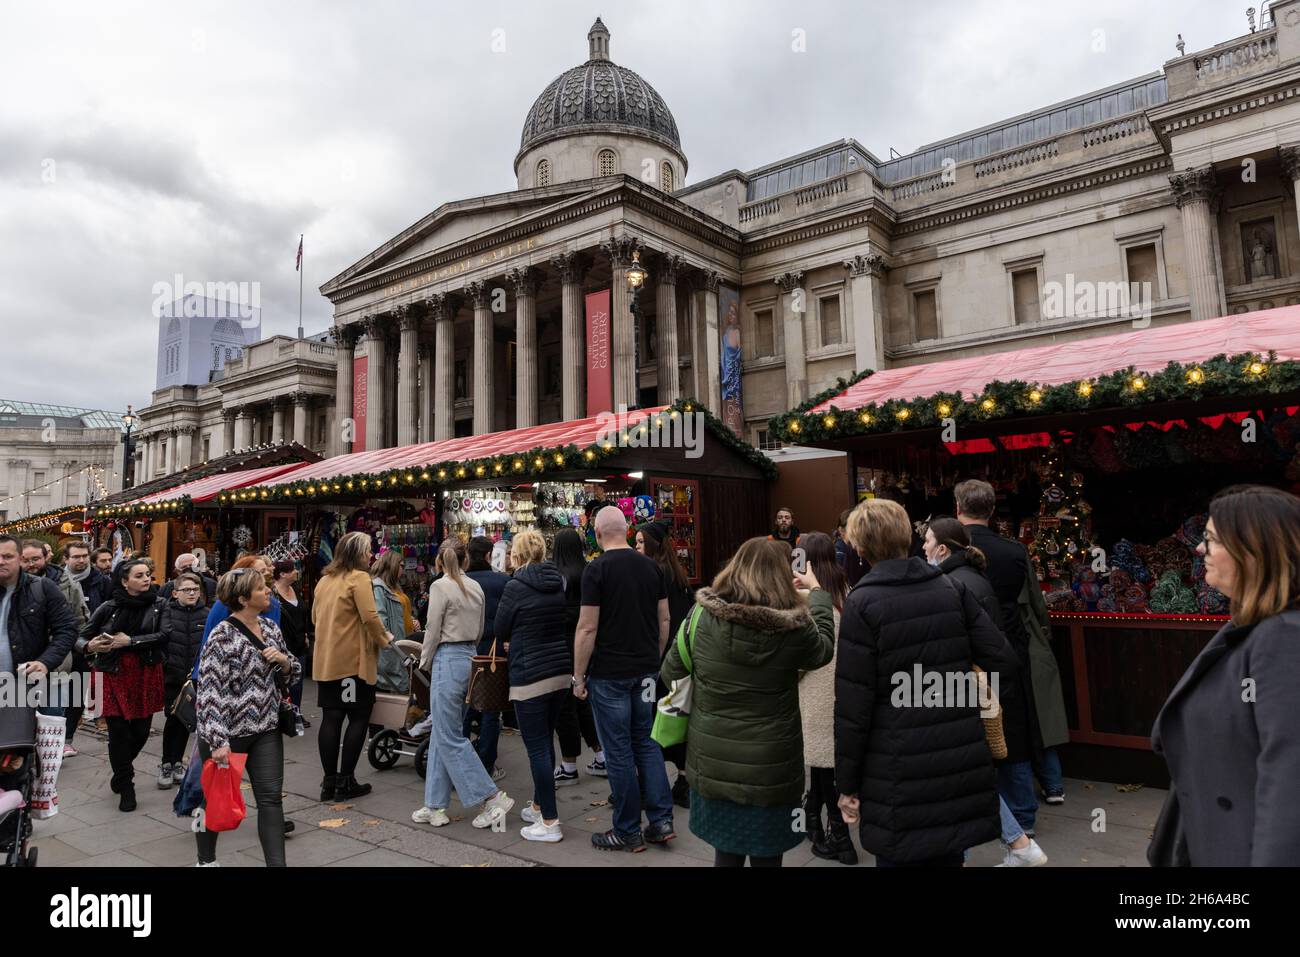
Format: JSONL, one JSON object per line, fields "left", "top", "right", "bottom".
{"left": 517, "top": 18, "right": 681, "bottom": 160}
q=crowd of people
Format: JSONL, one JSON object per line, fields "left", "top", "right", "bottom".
{"left": 4, "top": 477, "right": 1299, "bottom": 866}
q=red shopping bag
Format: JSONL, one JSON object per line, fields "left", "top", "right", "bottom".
{"left": 200, "top": 753, "right": 248, "bottom": 832}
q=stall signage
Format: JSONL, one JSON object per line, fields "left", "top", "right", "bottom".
{"left": 586, "top": 289, "right": 613, "bottom": 416}
{"left": 352, "top": 354, "right": 368, "bottom": 453}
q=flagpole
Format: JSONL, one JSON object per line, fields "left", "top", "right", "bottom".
{"left": 297, "top": 233, "right": 304, "bottom": 340}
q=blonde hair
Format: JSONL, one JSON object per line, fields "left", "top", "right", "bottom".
{"left": 846, "top": 499, "right": 912, "bottom": 565}
{"left": 325, "top": 531, "right": 372, "bottom": 576}
{"left": 437, "top": 538, "right": 469, "bottom": 597}
{"left": 371, "top": 549, "right": 403, "bottom": 587}
{"left": 217, "top": 567, "right": 264, "bottom": 611}
{"left": 1209, "top": 485, "right": 1300, "bottom": 626}
{"left": 510, "top": 529, "right": 546, "bottom": 569}
{"left": 711, "top": 536, "right": 803, "bottom": 611}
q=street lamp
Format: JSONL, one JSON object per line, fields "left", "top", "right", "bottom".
{"left": 625, "top": 249, "right": 649, "bottom": 409}
{"left": 122, "top": 404, "right": 138, "bottom": 490}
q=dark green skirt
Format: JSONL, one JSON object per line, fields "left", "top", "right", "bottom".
{"left": 689, "top": 789, "right": 802, "bottom": 858}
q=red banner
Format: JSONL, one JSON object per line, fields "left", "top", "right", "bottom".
{"left": 585, "top": 289, "right": 612, "bottom": 417}
{"left": 352, "top": 354, "right": 368, "bottom": 453}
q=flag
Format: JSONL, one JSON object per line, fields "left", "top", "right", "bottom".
{"left": 295, "top": 235, "right": 303, "bottom": 271}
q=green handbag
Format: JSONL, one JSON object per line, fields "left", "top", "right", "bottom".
{"left": 650, "top": 605, "right": 702, "bottom": 748}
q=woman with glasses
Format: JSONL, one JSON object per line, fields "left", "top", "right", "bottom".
{"left": 157, "top": 571, "right": 208, "bottom": 789}
{"left": 1151, "top": 485, "right": 1300, "bottom": 866}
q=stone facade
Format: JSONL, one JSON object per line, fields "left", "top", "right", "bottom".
{"left": 0, "top": 403, "right": 124, "bottom": 521}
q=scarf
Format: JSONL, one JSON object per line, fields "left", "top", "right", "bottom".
{"left": 106, "top": 581, "right": 161, "bottom": 636}
{"left": 69, "top": 566, "right": 92, "bottom": 584}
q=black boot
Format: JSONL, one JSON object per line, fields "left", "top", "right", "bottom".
{"left": 672, "top": 773, "right": 690, "bottom": 809}
{"left": 319, "top": 774, "right": 338, "bottom": 802}
{"left": 334, "top": 774, "right": 372, "bottom": 800}
{"left": 812, "top": 818, "right": 859, "bottom": 865}
{"left": 119, "top": 784, "right": 137, "bottom": 813}
{"left": 803, "top": 791, "right": 824, "bottom": 846}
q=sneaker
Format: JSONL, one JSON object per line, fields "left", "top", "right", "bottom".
{"left": 643, "top": 820, "right": 676, "bottom": 845}
{"left": 173, "top": 763, "right": 186, "bottom": 784}
{"left": 1044, "top": 791, "right": 1065, "bottom": 805}
{"left": 591, "top": 828, "right": 645, "bottom": 853}
{"left": 472, "top": 791, "right": 515, "bottom": 829}
{"left": 119, "top": 786, "right": 137, "bottom": 813}
{"left": 996, "top": 839, "right": 1048, "bottom": 867}
{"left": 554, "top": 766, "right": 579, "bottom": 786}
{"left": 520, "top": 803, "right": 542, "bottom": 825}
{"left": 490, "top": 765, "right": 506, "bottom": 782}
{"left": 195, "top": 860, "right": 221, "bottom": 867}
{"left": 521, "top": 820, "right": 564, "bottom": 843}
{"left": 156, "top": 763, "right": 174, "bottom": 790}
{"left": 62, "top": 744, "right": 78, "bottom": 758}
{"left": 1024, "top": 829, "right": 1036, "bottom": 839}
{"left": 411, "top": 806, "right": 451, "bottom": 827}
{"left": 586, "top": 758, "right": 608, "bottom": 777}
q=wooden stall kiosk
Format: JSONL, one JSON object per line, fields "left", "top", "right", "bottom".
{"left": 769, "top": 308, "right": 1300, "bottom": 784}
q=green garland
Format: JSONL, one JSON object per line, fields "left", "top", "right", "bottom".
{"left": 769, "top": 351, "right": 1300, "bottom": 445}
{"left": 87, "top": 495, "right": 195, "bottom": 521}
{"left": 202, "top": 399, "right": 775, "bottom": 506}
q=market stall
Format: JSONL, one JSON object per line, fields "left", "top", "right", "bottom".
{"left": 768, "top": 307, "right": 1300, "bottom": 775}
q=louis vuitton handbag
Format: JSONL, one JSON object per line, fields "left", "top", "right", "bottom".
{"left": 466, "top": 639, "right": 510, "bottom": 713}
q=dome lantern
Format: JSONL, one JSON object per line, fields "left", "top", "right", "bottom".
{"left": 588, "top": 17, "right": 610, "bottom": 61}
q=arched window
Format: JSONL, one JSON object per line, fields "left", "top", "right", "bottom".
{"left": 597, "top": 149, "right": 618, "bottom": 177}
{"left": 536, "top": 158, "right": 551, "bottom": 187}
{"left": 660, "top": 161, "right": 674, "bottom": 192}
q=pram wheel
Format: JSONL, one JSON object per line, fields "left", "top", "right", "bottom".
{"left": 25, "top": 847, "right": 36, "bottom": 868}
{"left": 414, "top": 739, "right": 429, "bottom": 779}
{"left": 367, "top": 730, "right": 401, "bottom": 770}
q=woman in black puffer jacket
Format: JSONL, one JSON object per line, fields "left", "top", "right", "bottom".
{"left": 158, "top": 571, "right": 209, "bottom": 788}
{"left": 836, "top": 501, "right": 1019, "bottom": 867}
{"left": 494, "top": 529, "right": 571, "bottom": 843}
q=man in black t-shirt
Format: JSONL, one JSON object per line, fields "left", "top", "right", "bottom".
{"left": 573, "top": 505, "right": 674, "bottom": 852}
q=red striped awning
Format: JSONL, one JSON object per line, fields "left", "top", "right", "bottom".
{"left": 131, "top": 462, "right": 315, "bottom": 504}
{"left": 255, "top": 407, "right": 671, "bottom": 488}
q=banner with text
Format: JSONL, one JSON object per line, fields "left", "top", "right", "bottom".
{"left": 585, "top": 289, "right": 613, "bottom": 417}
{"left": 719, "top": 285, "right": 744, "bottom": 434}
{"left": 352, "top": 354, "right": 368, "bottom": 453}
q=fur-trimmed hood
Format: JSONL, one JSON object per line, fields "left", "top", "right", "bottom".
{"left": 695, "top": 587, "right": 812, "bottom": 634}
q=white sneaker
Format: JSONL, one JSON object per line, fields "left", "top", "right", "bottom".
{"left": 996, "top": 839, "right": 1048, "bottom": 867}
{"left": 520, "top": 803, "right": 542, "bottom": 825}
{"left": 411, "top": 806, "right": 450, "bottom": 827}
{"left": 195, "top": 860, "right": 221, "bottom": 867}
{"left": 472, "top": 791, "right": 515, "bottom": 829}
{"left": 490, "top": 765, "right": 506, "bottom": 782}
{"left": 520, "top": 820, "right": 563, "bottom": 843}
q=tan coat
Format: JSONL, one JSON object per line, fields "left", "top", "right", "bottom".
{"left": 798, "top": 605, "right": 840, "bottom": 769}
{"left": 312, "top": 568, "right": 389, "bottom": 685}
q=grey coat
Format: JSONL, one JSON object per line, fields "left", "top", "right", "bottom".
{"left": 1150, "top": 610, "right": 1300, "bottom": 866}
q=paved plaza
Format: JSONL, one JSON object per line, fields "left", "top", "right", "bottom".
{"left": 31, "top": 682, "right": 1163, "bottom": 868}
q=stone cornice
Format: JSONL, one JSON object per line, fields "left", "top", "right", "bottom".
{"left": 742, "top": 208, "right": 891, "bottom": 257}
{"left": 1146, "top": 63, "right": 1300, "bottom": 152}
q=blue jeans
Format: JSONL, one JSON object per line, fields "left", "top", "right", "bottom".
{"left": 587, "top": 674, "right": 673, "bottom": 838}
{"left": 997, "top": 760, "right": 1038, "bottom": 832}
{"left": 424, "top": 643, "right": 498, "bottom": 811}
{"left": 513, "top": 691, "right": 565, "bottom": 821}
{"left": 998, "top": 796, "right": 1024, "bottom": 843}
{"left": 1032, "top": 746, "right": 1064, "bottom": 796}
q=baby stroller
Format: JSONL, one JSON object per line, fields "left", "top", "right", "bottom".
{"left": 366, "top": 640, "right": 434, "bottom": 777}
{"left": 0, "top": 706, "right": 39, "bottom": 867}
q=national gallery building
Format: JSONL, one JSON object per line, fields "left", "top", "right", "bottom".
{"left": 137, "top": 8, "right": 1300, "bottom": 471}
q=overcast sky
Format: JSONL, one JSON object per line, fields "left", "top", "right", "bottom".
{"left": 0, "top": 0, "right": 1249, "bottom": 416}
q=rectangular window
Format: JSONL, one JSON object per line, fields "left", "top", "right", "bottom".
{"left": 755, "top": 429, "right": 782, "bottom": 451}
{"left": 819, "top": 296, "right": 842, "bottom": 346}
{"left": 1126, "top": 244, "right": 1158, "bottom": 290}
{"left": 33, "top": 471, "right": 46, "bottom": 489}
{"left": 1012, "top": 269, "right": 1041, "bottom": 325}
{"left": 913, "top": 290, "right": 939, "bottom": 341}
{"left": 754, "top": 309, "right": 775, "bottom": 357}
{"left": 202, "top": 436, "right": 211, "bottom": 462}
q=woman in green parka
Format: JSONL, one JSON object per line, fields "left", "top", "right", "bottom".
{"left": 661, "top": 536, "right": 835, "bottom": 867}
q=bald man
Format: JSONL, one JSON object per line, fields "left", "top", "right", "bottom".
{"left": 572, "top": 505, "right": 674, "bottom": 852}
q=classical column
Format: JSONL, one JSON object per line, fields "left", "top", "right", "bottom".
{"left": 234, "top": 408, "right": 253, "bottom": 450}
{"left": 385, "top": 324, "right": 400, "bottom": 448}
{"left": 418, "top": 341, "right": 434, "bottom": 442}
{"left": 431, "top": 293, "right": 456, "bottom": 440}
{"left": 1281, "top": 146, "right": 1300, "bottom": 240}
{"left": 176, "top": 426, "right": 194, "bottom": 471}
{"left": 396, "top": 305, "right": 421, "bottom": 446}
{"left": 1170, "top": 167, "right": 1225, "bottom": 323}
{"left": 363, "top": 315, "right": 387, "bottom": 451}
{"left": 699, "top": 271, "right": 722, "bottom": 412}
{"left": 163, "top": 428, "right": 176, "bottom": 474}
{"left": 655, "top": 254, "right": 683, "bottom": 404}
{"left": 508, "top": 267, "right": 541, "bottom": 428}
{"left": 331, "top": 324, "right": 357, "bottom": 456}
{"left": 777, "top": 271, "right": 808, "bottom": 406}
{"left": 271, "top": 401, "right": 286, "bottom": 445}
{"left": 139, "top": 438, "right": 152, "bottom": 481}
{"left": 291, "top": 391, "right": 310, "bottom": 446}
{"left": 601, "top": 236, "right": 639, "bottom": 408}
{"left": 221, "top": 409, "right": 236, "bottom": 458}
{"left": 844, "top": 253, "right": 889, "bottom": 373}
{"left": 467, "top": 280, "right": 495, "bottom": 434}
{"left": 553, "top": 251, "right": 588, "bottom": 420}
